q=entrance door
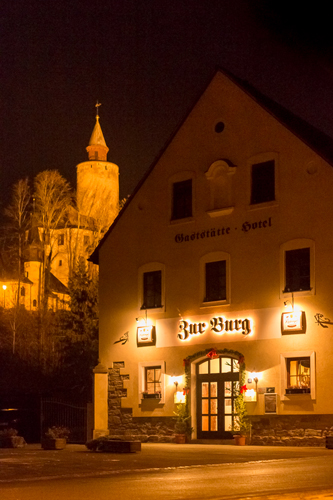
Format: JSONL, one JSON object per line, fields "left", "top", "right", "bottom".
{"left": 196, "top": 356, "right": 239, "bottom": 439}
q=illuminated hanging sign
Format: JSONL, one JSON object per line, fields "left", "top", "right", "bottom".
{"left": 281, "top": 311, "right": 306, "bottom": 334}
{"left": 137, "top": 326, "right": 156, "bottom": 347}
{"left": 178, "top": 316, "right": 252, "bottom": 341}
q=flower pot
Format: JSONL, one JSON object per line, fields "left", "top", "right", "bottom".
{"left": 174, "top": 434, "right": 186, "bottom": 444}
{"left": 42, "top": 438, "right": 67, "bottom": 450}
{"left": 234, "top": 435, "right": 246, "bottom": 446}
{"left": 0, "top": 436, "right": 26, "bottom": 448}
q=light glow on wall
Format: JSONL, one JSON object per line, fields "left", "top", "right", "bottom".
{"left": 169, "top": 375, "right": 183, "bottom": 387}
{"left": 174, "top": 391, "right": 186, "bottom": 404}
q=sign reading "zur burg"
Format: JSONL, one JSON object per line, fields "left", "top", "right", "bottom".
{"left": 178, "top": 316, "right": 252, "bottom": 341}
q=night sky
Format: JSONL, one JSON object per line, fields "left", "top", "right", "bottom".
{"left": 2, "top": 1, "right": 333, "bottom": 212}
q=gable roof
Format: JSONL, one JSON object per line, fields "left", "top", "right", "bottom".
{"left": 89, "top": 67, "right": 333, "bottom": 265}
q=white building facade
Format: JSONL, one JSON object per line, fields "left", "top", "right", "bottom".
{"left": 91, "top": 70, "right": 333, "bottom": 445}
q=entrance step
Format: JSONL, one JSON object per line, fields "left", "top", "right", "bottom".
{"left": 190, "top": 439, "right": 235, "bottom": 445}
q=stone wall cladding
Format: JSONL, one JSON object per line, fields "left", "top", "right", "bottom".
{"left": 108, "top": 368, "right": 333, "bottom": 446}
{"left": 250, "top": 415, "right": 333, "bottom": 446}
{"left": 108, "top": 366, "right": 176, "bottom": 442}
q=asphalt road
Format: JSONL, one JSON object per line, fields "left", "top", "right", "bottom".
{"left": 1, "top": 444, "right": 333, "bottom": 499}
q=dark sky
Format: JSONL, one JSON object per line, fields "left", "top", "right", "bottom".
{"left": 2, "top": 1, "right": 333, "bottom": 211}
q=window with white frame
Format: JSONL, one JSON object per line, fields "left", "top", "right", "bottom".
{"left": 205, "top": 260, "right": 226, "bottom": 302}
{"left": 171, "top": 179, "right": 192, "bottom": 220}
{"left": 251, "top": 160, "right": 275, "bottom": 205}
{"left": 281, "top": 239, "right": 315, "bottom": 296}
{"left": 138, "top": 263, "right": 165, "bottom": 312}
{"left": 280, "top": 351, "right": 315, "bottom": 399}
{"left": 284, "top": 248, "right": 310, "bottom": 292}
{"left": 248, "top": 153, "right": 278, "bottom": 208}
{"left": 142, "top": 271, "right": 162, "bottom": 309}
{"left": 58, "top": 234, "right": 65, "bottom": 246}
{"left": 138, "top": 361, "right": 165, "bottom": 402}
{"left": 200, "top": 252, "right": 230, "bottom": 306}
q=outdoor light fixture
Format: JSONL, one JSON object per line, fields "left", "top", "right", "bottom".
{"left": 136, "top": 309, "right": 148, "bottom": 325}
{"left": 284, "top": 292, "right": 294, "bottom": 311}
{"left": 170, "top": 376, "right": 183, "bottom": 388}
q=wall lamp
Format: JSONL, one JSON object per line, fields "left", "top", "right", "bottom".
{"left": 284, "top": 292, "right": 294, "bottom": 311}
{"left": 136, "top": 309, "right": 148, "bottom": 324}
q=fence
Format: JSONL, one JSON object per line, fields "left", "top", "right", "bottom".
{"left": 41, "top": 398, "right": 91, "bottom": 443}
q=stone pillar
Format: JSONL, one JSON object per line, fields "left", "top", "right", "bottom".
{"left": 93, "top": 361, "right": 109, "bottom": 438}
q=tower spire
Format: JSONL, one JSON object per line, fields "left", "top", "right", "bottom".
{"left": 86, "top": 102, "right": 109, "bottom": 161}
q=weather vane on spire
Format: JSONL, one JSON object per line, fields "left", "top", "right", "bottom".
{"left": 95, "top": 100, "right": 101, "bottom": 117}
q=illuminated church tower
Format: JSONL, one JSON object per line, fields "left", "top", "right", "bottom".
{"left": 76, "top": 105, "right": 119, "bottom": 229}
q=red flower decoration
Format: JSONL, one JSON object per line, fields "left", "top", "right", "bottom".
{"left": 207, "top": 348, "right": 218, "bottom": 359}
{"left": 183, "top": 358, "right": 190, "bottom": 367}
{"left": 238, "top": 356, "right": 245, "bottom": 365}
{"left": 240, "top": 385, "right": 247, "bottom": 394}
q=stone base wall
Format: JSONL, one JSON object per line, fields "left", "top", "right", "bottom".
{"left": 250, "top": 415, "right": 333, "bottom": 446}
{"left": 108, "top": 364, "right": 176, "bottom": 442}
{"left": 108, "top": 366, "right": 333, "bottom": 445}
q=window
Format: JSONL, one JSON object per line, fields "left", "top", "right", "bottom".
{"left": 281, "top": 239, "right": 314, "bottom": 297}
{"left": 280, "top": 351, "right": 315, "bottom": 400}
{"left": 33, "top": 299, "right": 37, "bottom": 307}
{"left": 139, "top": 361, "right": 165, "bottom": 403}
{"left": 172, "top": 179, "right": 192, "bottom": 220}
{"left": 200, "top": 252, "right": 230, "bottom": 306}
{"left": 284, "top": 248, "right": 310, "bottom": 292}
{"left": 142, "top": 270, "right": 162, "bottom": 309}
{"left": 84, "top": 235, "right": 90, "bottom": 246}
{"left": 286, "top": 357, "right": 310, "bottom": 394}
{"left": 20, "top": 286, "right": 25, "bottom": 297}
{"left": 205, "top": 260, "right": 226, "bottom": 302}
{"left": 59, "top": 260, "right": 62, "bottom": 267}
{"left": 58, "top": 234, "right": 64, "bottom": 246}
{"left": 251, "top": 160, "right": 275, "bottom": 205}
{"left": 145, "top": 366, "right": 162, "bottom": 395}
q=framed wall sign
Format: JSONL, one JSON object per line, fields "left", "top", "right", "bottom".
{"left": 137, "top": 326, "right": 156, "bottom": 347}
{"left": 281, "top": 311, "right": 306, "bottom": 334}
{"left": 264, "top": 393, "right": 277, "bottom": 414}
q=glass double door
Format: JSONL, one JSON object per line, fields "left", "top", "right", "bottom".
{"left": 196, "top": 357, "right": 240, "bottom": 439}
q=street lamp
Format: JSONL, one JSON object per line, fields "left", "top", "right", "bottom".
{"left": 2, "top": 285, "right": 7, "bottom": 308}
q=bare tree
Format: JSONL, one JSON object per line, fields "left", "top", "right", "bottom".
{"left": 4, "top": 178, "right": 31, "bottom": 283}
{"left": 3, "top": 178, "right": 31, "bottom": 352}
{"left": 33, "top": 170, "right": 73, "bottom": 352}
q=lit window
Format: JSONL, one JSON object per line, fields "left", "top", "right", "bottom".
{"left": 280, "top": 351, "right": 315, "bottom": 399}
{"left": 284, "top": 248, "right": 310, "bottom": 292}
{"left": 142, "top": 270, "right": 162, "bottom": 309}
{"left": 251, "top": 160, "right": 275, "bottom": 205}
{"left": 145, "top": 366, "right": 162, "bottom": 395}
{"left": 139, "top": 361, "right": 165, "bottom": 402}
{"left": 286, "top": 357, "right": 310, "bottom": 394}
{"left": 172, "top": 179, "right": 192, "bottom": 220}
{"left": 58, "top": 234, "right": 64, "bottom": 246}
{"left": 205, "top": 260, "right": 226, "bottom": 302}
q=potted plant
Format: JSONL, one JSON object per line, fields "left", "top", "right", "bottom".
{"left": 0, "top": 428, "right": 26, "bottom": 448}
{"left": 233, "top": 385, "right": 250, "bottom": 445}
{"left": 173, "top": 403, "right": 193, "bottom": 443}
{"left": 42, "top": 426, "right": 70, "bottom": 450}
